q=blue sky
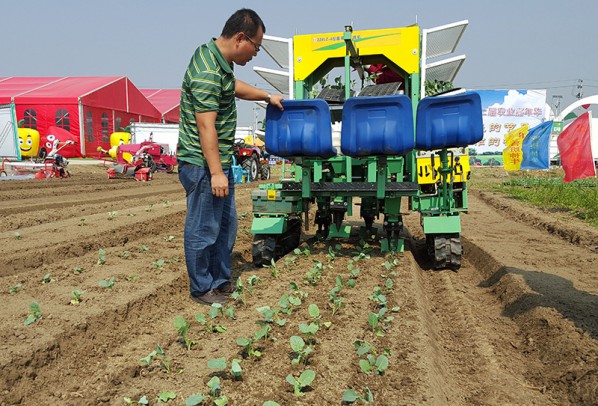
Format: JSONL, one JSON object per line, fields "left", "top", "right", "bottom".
{"left": 1, "top": 0, "right": 596, "bottom": 126}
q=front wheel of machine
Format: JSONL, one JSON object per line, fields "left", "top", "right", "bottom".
{"left": 0, "top": 170, "right": 6, "bottom": 177}
{"left": 252, "top": 234, "right": 276, "bottom": 267}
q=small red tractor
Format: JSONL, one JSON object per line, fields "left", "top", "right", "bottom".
{"left": 99, "top": 140, "right": 177, "bottom": 181}
{"left": 233, "top": 138, "right": 270, "bottom": 181}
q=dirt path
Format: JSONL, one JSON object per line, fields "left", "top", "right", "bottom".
{"left": 0, "top": 165, "right": 596, "bottom": 405}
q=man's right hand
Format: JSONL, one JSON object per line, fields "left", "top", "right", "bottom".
{"left": 211, "top": 172, "right": 229, "bottom": 198}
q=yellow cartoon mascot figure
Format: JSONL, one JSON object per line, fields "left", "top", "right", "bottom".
{"left": 18, "top": 128, "right": 40, "bottom": 159}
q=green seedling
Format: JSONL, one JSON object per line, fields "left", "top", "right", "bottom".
{"left": 284, "top": 255, "right": 297, "bottom": 269}
{"left": 9, "top": 283, "right": 22, "bottom": 294}
{"left": 207, "top": 357, "right": 243, "bottom": 380}
{"left": 256, "top": 306, "right": 286, "bottom": 327}
{"left": 368, "top": 307, "right": 394, "bottom": 337}
{"left": 289, "top": 281, "right": 308, "bottom": 298}
{"left": 206, "top": 376, "right": 228, "bottom": 405}
{"left": 14, "top": 231, "right": 21, "bottom": 240}
{"left": 195, "top": 303, "right": 227, "bottom": 333}
{"left": 385, "top": 277, "right": 394, "bottom": 290}
{"left": 124, "top": 395, "right": 149, "bottom": 404}
{"left": 78, "top": 218, "right": 87, "bottom": 226}
{"left": 107, "top": 211, "right": 118, "bottom": 219}
{"left": 263, "top": 402, "right": 281, "bottom": 406}
{"left": 120, "top": 250, "right": 131, "bottom": 259}
{"left": 369, "top": 287, "right": 387, "bottom": 307}
{"left": 305, "top": 260, "right": 325, "bottom": 285}
{"left": 230, "top": 278, "right": 246, "bottom": 305}
{"left": 171, "top": 255, "right": 183, "bottom": 263}
{"left": 126, "top": 274, "right": 138, "bottom": 281}
{"left": 153, "top": 259, "right": 166, "bottom": 268}
{"left": 225, "top": 305, "right": 236, "bottom": 320}
{"left": 246, "top": 275, "right": 261, "bottom": 294}
{"left": 156, "top": 390, "right": 176, "bottom": 403}
{"left": 236, "top": 337, "right": 262, "bottom": 358}
{"left": 326, "top": 244, "right": 341, "bottom": 263}
{"left": 140, "top": 245, "right": 150, "bottom": 252}
{"left": 293, "top": 246, "right": 311, "bottom": 256}
{"left": 163, "top": 200, "right": 171, "bottom": 207}
{"left": 328, "top": 287, "right": 345, "bottom": 316}
{"left": 359, "top": 354, "right": 389, "bottom": 375}
{"left": 290, "top": 335, "right": 313, "bottom": 365}
{"left": 97, "top": 248, "right": 107, "bottom": 265}
{"left": 99, "top": 276, "right": 115, "bottom": 289}
{"left": 174, "top": 315, "right": 196, "bottom": 350}
{"left": 278, "top": 294, "right": 301, "bottom": 315}
{"left": 70, "top": 290, "right": 84, "bottom": 305}
{"left": 145, "top": 203, "right": 153, "bottom": 212}
{"left": 342, "top": 387, "right": 374, "bottom": 404}
{"left": 41, "top": 273, "right": 53, "bottom": 284}
{"left": 73, "top": 266, "right": 84, "bottom": 274}
{"left": 24, "top": 301, "right": 42, "bottom": 325}
{"left": 263, "top": 258, "right": 279, "bottom": 277}
{"left": 286, "top": 369, "right": 316, "bottom": 396}
{"left": 185, "top": 394, "right": 207, "bottom": 406}
{"left": 139, "top": 344, "right": 171, "bottom": 373}
{"left": 254, "top": 324, "right": 272, "bottom": 342}
{"left": 165, "top": 235, "right": 175, "bottom": 242}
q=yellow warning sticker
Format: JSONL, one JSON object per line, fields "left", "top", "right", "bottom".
{"left": 267, "top": 190, "right": 277, "bottom": 201}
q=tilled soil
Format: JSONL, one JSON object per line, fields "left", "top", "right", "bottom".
{"left": 0, "top": 164, "right": 596, "bottom": 406}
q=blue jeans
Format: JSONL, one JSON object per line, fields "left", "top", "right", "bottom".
{"left": 178, "top": 162, "right": 237, "bottom": 296}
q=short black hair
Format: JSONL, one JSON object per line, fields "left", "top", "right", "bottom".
{"left": 221, "top": 8, "right": 265, "bottom": 38}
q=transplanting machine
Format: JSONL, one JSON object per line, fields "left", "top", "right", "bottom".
{"left": 250, "top": 22, "right": 483, "bottom": 270}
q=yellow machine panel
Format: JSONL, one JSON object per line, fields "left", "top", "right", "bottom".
{"left": 293, "top": 26, "right": 420, "bottom": 81}
{"left": 416, "top": 154, "right": 471, "bottom": 184}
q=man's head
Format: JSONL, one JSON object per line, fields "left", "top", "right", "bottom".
{"left": 219, "top": 8, "right": 265, "bottom": 66}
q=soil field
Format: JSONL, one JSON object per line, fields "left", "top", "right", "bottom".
{"left": 0, "top": 164, "right": 596, "bottom": 406}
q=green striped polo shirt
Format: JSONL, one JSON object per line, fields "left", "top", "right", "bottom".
{"left": 177, "top": 38, "right": 237, "bottom": 169}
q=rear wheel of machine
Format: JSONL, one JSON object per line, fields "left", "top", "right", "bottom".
{"left": 259, "top": 164, "right": 270, "bottom": 180}
{"left": 252, "top": 234, "right": 277, "bottom": 267}
{"left": 427, "top": 234, "right": 462, "bottom": 270}
{"left": 242, "top": 156, "right": 259, "bottom": 181}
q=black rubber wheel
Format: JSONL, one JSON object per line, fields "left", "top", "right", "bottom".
{"left": 0, "top": 170, "right": 6, "bottom": 177}
{"left": 242, "top": 155, "right": 259, "bottom": 181}
{"left": 36, "top": 148, "right": 47, "bottom": 163}
{"left": 252, "top": 234, "right": 276, "bottom": 267}
{"left": 427, "top": 234, "right": 462, "bottom": 270}
{"left": 259, "top": 164, "right": 270, "bottom": 180}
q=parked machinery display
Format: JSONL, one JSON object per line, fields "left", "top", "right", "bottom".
{"left": 250, "top": 24, "right": 483, "bottom": 270}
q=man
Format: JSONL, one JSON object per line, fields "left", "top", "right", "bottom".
{"left": 177, "top": 8, "right": 284, "bottom": 305}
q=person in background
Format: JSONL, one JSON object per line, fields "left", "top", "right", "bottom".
{"left": 177, "top": 8, "right": 284, "bottom": 305}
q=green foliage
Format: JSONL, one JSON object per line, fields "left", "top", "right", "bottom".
{"left": 153, "top": 259, "right": 166, "bottom": 268}
{"left": 286, "top": 369, "right": 316, "bottom": 396}
{"left": 70, "top": 290, "right": 84, "bottom": 305}
{"left": 14, "top": 231, "right": 21, "bottom": 240}
{"left": 290, "top": 335, "right": 313, "bottom": 365}
{"left": 24, "top": 301, "right": 42, "bottom": 325}
{"left": 236, "top": 337, "right": 262, "bottom": 358}
{"left": 359, "top": 354, "right": 389, "bottom": 375}
{"left": 156, "top": 390, "right": 176, "bottom": 403}
{"left": 9, "top": 283, "right": 22, "bottom": 294}
{"left": 185, "top": 394, "right": 206, "bottom": 406}
{"left": 124, "top": 395, "right": 149, "bottom": 404}
{"left": 195, "top": 303, "right": 227, "bottom": 333}
{"left": 424, "top": 79, "right": 454, "bottom": 96}
{"left": 41, "top": 273, "right": 53, "bottom": 284}
{"left": 97, "top": 248, "right": 107, "bottom": 265}
{"left": 498, "top": 176, "right": 598, "bottom": 226}
{"left": 99, "top": 276, "right": 115, "bottom": 289}
{"left": 342, "top": 387, "right": 374, "bottom": 404}
{"left": 174, "top": 315, "right": 196, "bottom": 350}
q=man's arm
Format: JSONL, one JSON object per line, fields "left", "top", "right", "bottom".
{"left": 235, "top": 79, "right": 284, "bottom": 110}
{"left": 196, "top": 111, "right": 229, "bottom": 198}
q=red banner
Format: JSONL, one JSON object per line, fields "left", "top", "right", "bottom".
{"left": 557, "top": 112, "right": 596, "bottom": 182}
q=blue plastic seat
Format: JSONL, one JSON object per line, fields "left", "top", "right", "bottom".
{"left": 341, "top": 95, "right": 415, "bottom": 156}
{"left": 265, "top": 99, "right": 336, "bottom": 159}
{"left": 416, "top": 91, "right": 484, "bottom": 150}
